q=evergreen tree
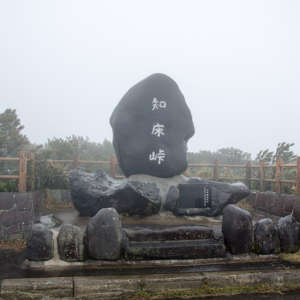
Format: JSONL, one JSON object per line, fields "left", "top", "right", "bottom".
{"left": 0, "top": 109, "right": 29, "bottom": 157}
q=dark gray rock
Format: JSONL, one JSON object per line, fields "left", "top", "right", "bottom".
{"left": 86, "top": 208, "right": 122, "bottom": 260}
{"left": 110, "top": 73, "right": 195, "bottom": 178}
{"left": 278, "top": 215, "right": 300, "bottom": 253}
{"left": 165, "top": 178, "right": 250, "bottom": 217}
{"left": 164, "top": 186, "right": 179, "bottom": 213}
{"left": 27, "top": 223, "right": 54, "bottom": 261}
{"left": 254, "top": 218, "right": 278, "bottom": 254}
{"left": 222, "top": 204, "right": 252, "bottom": 254}
{"left": 57, "top": 224, "right": 87, "bottom": 262}
{"left": 70, "top": 167, "right": 161, "bottom": 217}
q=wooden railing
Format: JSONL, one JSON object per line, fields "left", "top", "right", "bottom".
{"left": 0, "top": 152, "right": 299, "bottom": 196}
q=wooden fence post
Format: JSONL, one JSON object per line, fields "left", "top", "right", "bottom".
{"left": 18, "top": 151, "right": 27, "bottom": 193}
{"left": 27, "top": 153, "right": 35, "bottom": 191}
{"left": 259, "top": 159, "right": 265, "bottom": 192}
{"left": 296, "top": 157, "right": 300, "bottom": 197}
{"left": 246, "top": 160, "right": 251, "bottom": 189}
{"left": 276, "top": 158, "right": 282, "bottom": 194}
{"left": 214, "top": 159, "right": 219, "bottom": 182}
{"left": 73, "top": 155, "right": 79, "bottom": 169}
{"left": 110, "top": 156, "right": 116, "bottom": 179}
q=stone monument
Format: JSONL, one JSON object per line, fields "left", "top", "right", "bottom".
{"left": 70, "top": 73, "right": 250, "bottom": 217}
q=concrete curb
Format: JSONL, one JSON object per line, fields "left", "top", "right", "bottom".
{"left": 1, "top": 268, "right": 300, "bottom": 299}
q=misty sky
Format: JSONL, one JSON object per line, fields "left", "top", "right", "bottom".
{"left": 0, "top": 0, "right": 299, "bottom": 158}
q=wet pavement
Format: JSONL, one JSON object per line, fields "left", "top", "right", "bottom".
{"left": 49, "top": 206, "right": 281, "bottom": 233}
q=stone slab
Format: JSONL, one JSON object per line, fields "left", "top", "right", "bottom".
{"left": 0, "top": 277, "right": 73, "bottom": 299}
{"left": 74, "top": 275, "right": 141, "bottom": 299}
{"left": 123, "top": 240, "right": 226, "bottom": 261}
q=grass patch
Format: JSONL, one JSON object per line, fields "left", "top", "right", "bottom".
{"left": 122, "top": 282, "right": 300, "bottom": 299}
{"left": 280, "top": 249, "right": 300, "bottom": 262}
{"left": 0, "top": 239, "right": 27, "bottom": 251}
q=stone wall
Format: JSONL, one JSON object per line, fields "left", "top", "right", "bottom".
{"left": 247, "top": 192, "right": 300, "bottom": 221}
{"left": 0, "top": 189, "right": 72, "bottom": 240}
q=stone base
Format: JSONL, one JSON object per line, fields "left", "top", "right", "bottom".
{"left": 122, "top": 225, "right": 226, "bottom": 261}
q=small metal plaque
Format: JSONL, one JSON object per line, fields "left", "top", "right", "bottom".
{"left": 178, "top": 184, "right": 211, "bottom": 209}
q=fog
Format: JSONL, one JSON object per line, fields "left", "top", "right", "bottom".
{"left": 0, "top": 0, "right": 299, "bottom": 157}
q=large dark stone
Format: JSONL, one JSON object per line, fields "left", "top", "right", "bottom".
{"left": 222, "top": 204, "right": 252, "bottom": 254}
{"left": 70, "top": 167, "right": 161, "bottom": 217}
{"left": 122, "top": 225, "right": 225, "bottom": 260}
{"left": 110, "top": 73, "right": 195, "bottom": 178}
{"left": 57, "top": 224, "right": 87, "bottom": 262}
{"left": 165, "top": 178, "right": 250, "bottom": 217}
{"left": 86, "top": 208, "right": 122, "bottom": 260}
{"left": 27, "top": 223, "right": 54, "bottom": 261}
{"left": 278, "top": 215, "right": 300, "bottom": 253}
{"left": 253, "top": 218, "right": 278, "bottom": 254}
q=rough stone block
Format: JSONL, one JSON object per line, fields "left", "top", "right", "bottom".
{"left": 58, "top": 224, "right": 87, "bottom": 262}
{"left": 254, "top": 218, "right": 277, "bottom": 254}
{"left": 222, "top": 204, "right": 252, "bottom": 255}
{"left": 274, "top": 194, "right": 285, "bottom": 208}
{"left": 278, "top": 215, "right": 300, "bottom": 253}
{"left": 27, "top": 223, "right": 54, "bottom": 261}
{"left": 87, "top": 207, "right": 122, "bottom": 260}
{"left": 272, "top": 207, "right": 283, "bottom": 217}
{"left": 0, "top": 210, "right": 23, "bottom": 226}
{"left": 23, "top": 210, "right": 33, "bottom": 219}
{"left": 50, "top": 189, "right": 62, "bottom": 202}
{"left": 246, "top": 192, "right": 257, "bottom": 206}
{"left": 5, "top": 223, "right": 21, "bottom": 234}
{"left": 0, "top": 193, "right": 15, "bottom": 210}
{"left": 266, "top": 193, "right": 275, "bottom": 205}
{"left": 32, "top": 190, "right": 46, "bottom": 219}
{"left": 15, "top": 193, "right": 30, "bottom": 211}
{"left": 255, "top": 193, "right": 268, "bottom": 208}
{"left": 284, "top": 196, "right": 296, "bottom": 214}
{"left": 292, "top": 198, "right": 300, "bottom": 222}
{"left": 266, "top": 204, "right": 273, "bottom": 214}
{"left": 61, "top": 189, "right": 72, "bottom": 203}
{"left": 25, "top": 201, "right": 33, "bottom": 211}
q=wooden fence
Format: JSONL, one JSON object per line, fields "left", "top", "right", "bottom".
{"left": 0, "top": 152, "right": 300, "bottom": 196}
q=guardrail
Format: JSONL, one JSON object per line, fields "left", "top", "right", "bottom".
{"left": 0, "top": 152, "right": 299, "bottom": 195}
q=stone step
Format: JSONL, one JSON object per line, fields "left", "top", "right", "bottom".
{"left": 123, "top": 239, "right": 226, "bottom": 261}
{"left": 123, "top": 225, "right": 223, "bottom": 243}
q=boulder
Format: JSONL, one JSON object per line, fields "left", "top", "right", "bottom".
{"left": 70, "top": 167, "right": 161, "bottom": 217}
{"left": 222, "top": 204, "right": 252, "bottom": 254}
{"left": 57, "top": 224, "right": 87, "bottom": 262}
{"left": 278, "top": 215, "right": 300, "bottom": 253}
{"left": 27, "top": 223, "right": 54, "bottom": 261}
{"left": 165, "top": 178, "right": 250, "bottom": 217}
{"left": 110, "top": 73, "right": 195, "bottom": 178}
{"left": 86, "top": 208, "right": 122, "bottom": 260}
{"left": 253, "top": 218, "right": 278, "bottom": 254}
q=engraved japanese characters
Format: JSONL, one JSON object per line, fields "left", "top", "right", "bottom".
{"left": 110, "top": 73, "right": 195, "bottom": 178}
